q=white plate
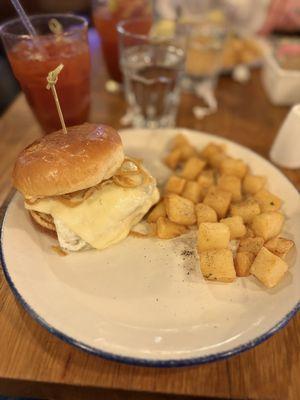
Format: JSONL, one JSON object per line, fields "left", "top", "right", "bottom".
{"left": 1, "top": 128, "right": 299, "bottom": 367}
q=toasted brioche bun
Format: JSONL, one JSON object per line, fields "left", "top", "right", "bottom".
{"left": 30, "top": 210, "right": 56, "bottom": 232}
{"left": 13, "top": 123, "right": 124, "bottom": 198}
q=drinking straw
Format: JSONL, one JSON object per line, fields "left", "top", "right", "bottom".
{"left": 10, "top": 0, "right": 37, "bottom": 36}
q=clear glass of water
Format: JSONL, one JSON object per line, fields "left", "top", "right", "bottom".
{"left": 117, "top": 18, "right": 186, "bottom": 128}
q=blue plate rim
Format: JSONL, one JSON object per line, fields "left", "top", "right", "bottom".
{"left": 1, "top": 195, "right": 299, "bottom": 368}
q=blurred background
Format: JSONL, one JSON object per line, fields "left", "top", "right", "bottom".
{"left": 1, "top": 0, "right": 300, "bottom": 114}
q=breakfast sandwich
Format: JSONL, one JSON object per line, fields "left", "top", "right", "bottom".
{"left": 13, "top": 123, "right": 159, "bottom": 251}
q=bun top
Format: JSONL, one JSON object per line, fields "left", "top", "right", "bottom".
{"left": 13, "top": 123, "right": 124, "bottom": 198}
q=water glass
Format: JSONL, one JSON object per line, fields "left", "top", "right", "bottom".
{"left": 117, "top": 18, "right": 186, "bottom": 128}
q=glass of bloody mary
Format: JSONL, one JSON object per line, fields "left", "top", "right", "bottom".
{"left": 0, "top": 14, "right": 91, "bottom": 133}
{"left": 92, "top": 0, "right": 151, "bottom": 82}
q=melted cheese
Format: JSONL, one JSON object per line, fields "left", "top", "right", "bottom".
{"left": 26, "top": 173, "right": 159, "bottom": 250}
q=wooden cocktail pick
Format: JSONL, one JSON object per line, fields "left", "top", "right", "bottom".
{"left": 46, "top": 64, "right": 67, "bottom": 134}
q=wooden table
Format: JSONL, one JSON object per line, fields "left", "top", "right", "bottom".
{"left": 0, "top": 34, "right": 299, "bottom": 400}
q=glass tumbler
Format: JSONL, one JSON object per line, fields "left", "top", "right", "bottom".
{"left": 185, "top": 22, "right": 227, "bottom": 84}
{"left": 0, "top": 14, "right": 91, "bottom": 133}
{"left": 92, "top": 0, "right": 151, "bottom": 83}
{"left": 117, "top": 18, "right": 186, "bottom": 128}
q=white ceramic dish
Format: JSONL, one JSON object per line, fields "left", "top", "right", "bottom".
{"left": 262, "top": 51, "right": 300, "bottom": 105}
{"left": 270, "top": 104, "right": 300, "bottom": 169}
{"left": 1, "top": 128, "right": 299, "bottom": 367}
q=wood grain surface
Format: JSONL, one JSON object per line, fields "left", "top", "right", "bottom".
{"left": 0, "top": 31, "right": 299, "bottom": 400}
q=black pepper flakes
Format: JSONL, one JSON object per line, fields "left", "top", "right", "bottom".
{"left": 181, "top": 250, "right": 194, "bottom": 257}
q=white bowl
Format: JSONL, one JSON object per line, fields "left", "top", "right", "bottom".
{"left": 262, "top": 52, "right": 300, "bottom": 105}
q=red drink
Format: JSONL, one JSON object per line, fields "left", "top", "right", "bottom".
{"left": 1, "top": 14, "right": 91, "bottom": 133}
{"left": 93, "top": 0, "right": 151, "bottom": 82}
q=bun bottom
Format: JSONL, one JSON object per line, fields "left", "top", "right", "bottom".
{"left": 29, "top": 210, "right": 56, "bottom": 233}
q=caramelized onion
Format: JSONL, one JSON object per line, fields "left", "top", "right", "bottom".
{"left": 118, "top": 169, "right": 141, "bottom": 176}
{"left": 99, "top": 178, "right": 113, "bottom": 188}
{"left": 38, "top": 212, "right": 54, "bottom": 224}
{"left": 113, "top": 158, "right": 150, "bottom": 188}
{"left": 25, "top": 197, "right": 42, "bottom": 205}
{"left": 56, "top": 197, "right": 84, "bottom": 207}
{"left": 51, "top": 245, "right": 68, "bottom": 256}
{"left": 112, "top": 175, "right": 140, "bottom": 188}
{"left": 57, "top": 185, "right": 98, "bottom": 207}
{"left": 82, "top": 186, "right": 96, "bottom": 200}
{"left": 27, "top": 158, "right": 148, "bottom": 208}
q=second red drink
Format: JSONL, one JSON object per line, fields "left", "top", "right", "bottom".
{"left": 93, "top": 0, "right": 151, "bottom": 82}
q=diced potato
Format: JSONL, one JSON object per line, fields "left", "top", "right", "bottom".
{"left": 182, "top": 181, "right": 202, "bottom": 203}
{"left": 197, "top": 222, "right": 230, "bottom": 252}
{"left": 171, "top": 133, "right": 190, "bottom": 150}
{"left": 180, "top": 157, "right": 206, "bottom": 180}
{"left": 147, "top": 201, "right": 166, "bottom": 223}
{"left": 238, "top": 237, "right": 264, "bottom": 255}
{"left": 200, "top": 143, "right": 225, "bottom": 160}
{"left": 235, "top": 251, "right": 255, "bottom": 277}
{"left": 165, "top": 175, "right": 186, "bottom": 195}
{"left": 220, "top": 157, "right": 248, "bottom": 179}
{"left": 180, "top": 145, "right": 198, "bottom": 161}
{"left": 250, "top": 247, "right": 288, "bottom": 288}
{"left": 220, "top": 216, "right": 246, "bottom": 239}
{"left": 251, "top": 212, "right": 285, "bottom": 241}
{"left": 195, "top": 203, "right": 218, "bottom": 225}
{"left": 164, "top": 148, "right": 181, "bottom": 170}
{"left": 264, "top": 237, "right": 295, "bottom": 259}
{"left": 230, "top": 198, "right": 260, "bottom": 224}
{"left": 208, "top": 152, "right": 227, "bottom": 168}
{"left": 244, "top": 228, "right": 255, "bottom": 238}
{"left": 203, "top": 187, "right": 232, "bottom": 218}
{"left": 200, "top": 249, "right": 236, "bottom": 282}
{"left": 251, "top": 211, "right": 284, "bottom": 241}
{"left": 218, "top": 175, "right": 242, "bottom": 202}
{"left": 243, "top": 174, "right": 266, "bottom": 194}
{"left": 156, "top": 217, "right": 187, "bottom": 239}
{"left": 254, "top": 189, "right": 282, "bottom": 212}
{"left": 164, "top": 193, "right": 196, "bottom": 226}
{"left": 197, "top": 170, "right": 215, "bottom": 195}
